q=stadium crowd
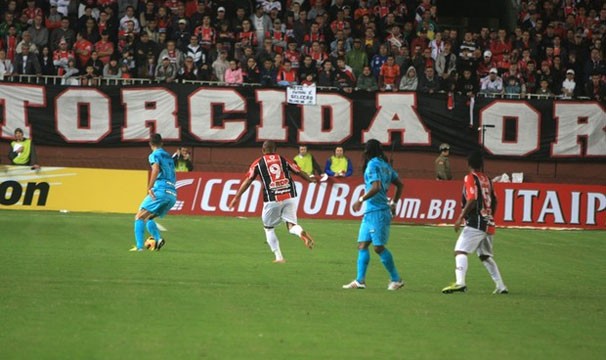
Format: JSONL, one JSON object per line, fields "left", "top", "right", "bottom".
{"left": 0, "top": 0, "right": 605, "bottom": 100}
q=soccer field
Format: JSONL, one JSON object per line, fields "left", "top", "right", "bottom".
{"left": 0, "top": 210, "right": 604, "bottom": 360}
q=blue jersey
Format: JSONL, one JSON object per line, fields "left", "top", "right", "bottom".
{"left": 364, "top": 157, "right": 398, "bottom": 213}
{"left": 149, "top": 148, "right": 176, "bottom": 192}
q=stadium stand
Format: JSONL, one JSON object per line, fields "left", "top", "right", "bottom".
{"left": 0, "top": 0, "right": 604, "bottom": 100}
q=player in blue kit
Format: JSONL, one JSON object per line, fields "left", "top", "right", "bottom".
{"left": 130, "top": 133, "right": 177, "bottom": 252}
{"left": 343, "top": 139, "right": 405, "bottom": 290}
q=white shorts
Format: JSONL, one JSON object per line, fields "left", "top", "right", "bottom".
{"left": 262, "top": 198, "right": 298, "bottom": 228}
{"left": 454, "top": 226, "right": 494, "bottom": 257}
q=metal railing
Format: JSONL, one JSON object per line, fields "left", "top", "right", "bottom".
{"left": 476, "top": 92, "right": 592, "bottom": 101}
{"left": 0, "top": 75, "right": 592, "bottom": 100}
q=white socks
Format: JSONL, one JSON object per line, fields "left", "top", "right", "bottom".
{"left": 264, "top": 228, "right": 283, "bottom": 261}
{"left": 455, "top": 254, "right": 468, "bottom": 286}
{"left": 482, "top": 257, "right": 506, "bottom": 290}
{"left": 288, "top": 224, "right": 303, "bottom": 237}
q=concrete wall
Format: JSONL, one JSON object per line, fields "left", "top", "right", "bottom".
{"left": 3, "top": 143, "right": 604, "bottom": 185}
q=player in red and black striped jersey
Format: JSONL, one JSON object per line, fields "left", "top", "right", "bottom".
{"left": 442, "top": 151, "right": 508, "bottom": 294}
{"left": 247, "top": 147, "right": 298, "bottom": 202}
{"left": 229, "top": 141, "right": 317, "bottom": 263}
{"left": 461, "top": 163, "right": 496, "bottom": 234}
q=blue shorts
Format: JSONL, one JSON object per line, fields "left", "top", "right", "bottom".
{"left": 358, "top": 209, "right": 392, "bottom": 246}
{"left": 139, "top": 188, "right": 177, "bottom": 218}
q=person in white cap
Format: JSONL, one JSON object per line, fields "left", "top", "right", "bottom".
{"left": 262, "top": 0, "right": 282, "bottom": 14}
{"left": 214, "top": 7, "right": 227, "bottom": 28}
{"left": 480, "top": 67, "right": 503, "bottom": 94}
{"left": 478, "top": 49, "right": 495, "bottom": 77}
{"left": 561, "top": 69, "right": 576, "bottom": 98}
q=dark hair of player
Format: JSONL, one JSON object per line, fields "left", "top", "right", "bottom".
{"left": 150, "top": 133, "right": 163, "bottom": 146}
{"left": 467, "top": 150, "right": 484, "bottom": 170}
{"left": 262, "top": 140, "right": 276, "bottom": 153}
{"left": 363, "top": 139, "right": 388, "bottom": 171}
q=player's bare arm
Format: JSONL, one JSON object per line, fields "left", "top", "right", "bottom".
{"left": 352, "top": 180, "right": 381, "bottom": 212}
{"left": 454, "top": 199, "right": 477, "bottom": 233}
{"left": 229, "top": 177, "right": 254, "bottom": 209}
{"left": 148, "top": 163, "right": 160, "bottom": 199}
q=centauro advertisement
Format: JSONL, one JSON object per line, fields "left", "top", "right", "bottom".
{"left": 0, "top": 166, "right": 147, "bottom": 213}
{"left": 172, "top": 172, "right": 606, "bottom": 230}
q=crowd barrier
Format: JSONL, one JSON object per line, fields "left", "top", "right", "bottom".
{"left": 3, "top": 167, "right": 602, "bottom": 230}
{"left": 0, "top": 74, "right": 592, "bottom": 100}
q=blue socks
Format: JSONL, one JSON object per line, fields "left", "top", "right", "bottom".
{"left": 134, "top": 219, "right": 162, "bottom": 249}
{"left": 379, "top": 248, "right": 400, "bottom": 282}
{"left": 146, "top": 220, "right": 161, "bottom": 241}
{"left": 356, "top": 248, "right": 370, "bottom": 283}
{"left": 134, "top": 219, "right": 145, "bottom": 249}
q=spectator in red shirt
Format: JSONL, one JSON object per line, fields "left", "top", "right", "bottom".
{"left": 266, "top": 19, "right": 287, "bottom": 55}
{"left": 184, "top": 0, "right": 200, "bottom": 18}
{"left": 334, "top": 57, "right": 355, "bottom": 93}
{"left": 95, "top": 30, "right": 115, "bottom": 64}
{"left": 45, "top": 4, "right": 63, "bottom": 31}
{"left": 74, "top": 32, "right": 93, "bottom": 69}
{"left": 155, "top": 6, "right": 172, "bottom": 33}
{"left": 496, "top": 52, "right": 512, "bottom": 74}
{"left": 307, "top": 40, "right": 328, "bottom": 70}
{"left": 235, "top": 19, "right": 258, "bottom": 55}
{"left": 303, "top": 23, "right": 325, "bottom": 52}
{"left": 22, "top": 0, "right": 43, "bottom": 27}
{"left": 354, "top": 0, "right": 371, "bottom": 21}
{"left": 330, "top": 9, "right": 347, "bottom": 36}
{"left": 53, "top": 39, "right": 75, "bottom": 75}
{"left": 410, "top": 29, "right": 430, "bottom": 54}
{"left": 490, "top": 28, "right": 512, "bottom": 62}
{"left": 277, "top": 59, "right": 298, "bottom": 86}
{"left": 3, "top": 24, "right": 20, "bottom": 62}
{"left": 284, "top": 40, "right": 302, "bottom": 69}
{"left": 194, "top": 15, "right": 216, "bottom": 50}
{"left": 379, "top": 55, "right": 401, "bottom": 92}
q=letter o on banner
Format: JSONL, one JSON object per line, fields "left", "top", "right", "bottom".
{"left": 480, "top": 101, "right": 540, "bottom": 156}
{"left": 56, "top": 88, "right": 111, "bottom": 142}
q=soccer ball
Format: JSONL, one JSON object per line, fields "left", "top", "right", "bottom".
{"left": 144, "top": 237, "right": 156, "bottom": 250}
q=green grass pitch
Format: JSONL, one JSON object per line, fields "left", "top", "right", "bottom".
{"left": 0, "top": 210, "right": 605, "bottom": 359}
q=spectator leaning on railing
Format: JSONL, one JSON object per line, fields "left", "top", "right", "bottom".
{"left": 480, "top": 68, "right": 504, "bottom": 95}
{"left": 0, "top": 48, "right": 14, "bottom": 79}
